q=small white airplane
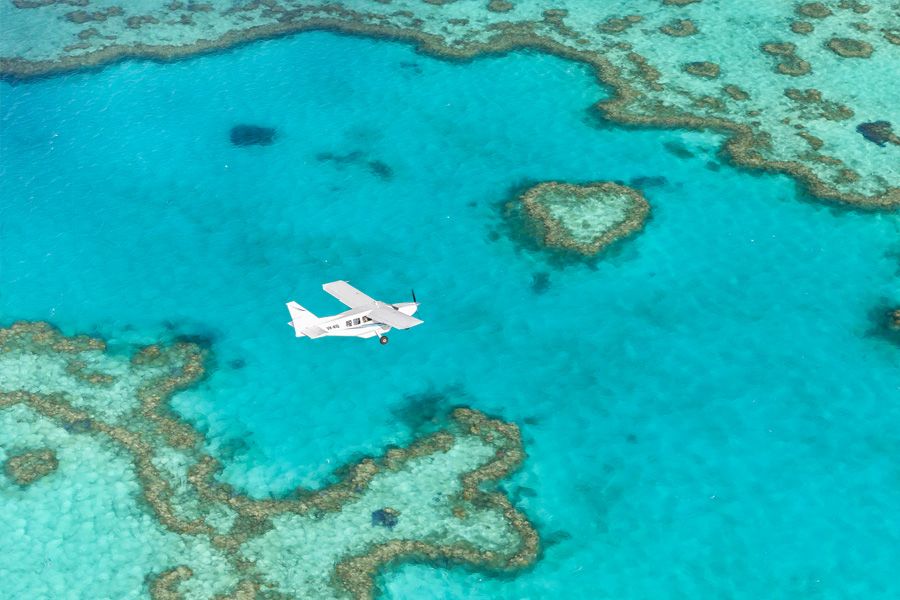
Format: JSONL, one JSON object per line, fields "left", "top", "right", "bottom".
{"left": 287, "top": 280, "right": 422, "bottom": 345}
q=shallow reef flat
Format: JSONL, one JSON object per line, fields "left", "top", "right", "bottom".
{"left": 1, "top": 0, "right": 898, "bottom": 207}
{"left": 518, "top": 181, "right": 650, "bottom": 255}
{"left": 0, "top": 322, "right": 537, "bottom": 599}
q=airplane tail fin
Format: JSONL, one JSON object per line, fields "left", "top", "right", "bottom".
{"left": 286, "top": 301, "right": 319, "bottom": 337}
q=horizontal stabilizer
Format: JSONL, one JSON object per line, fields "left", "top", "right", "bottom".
{"left": 370, "top": 306, "right": 424, "bottom": 330}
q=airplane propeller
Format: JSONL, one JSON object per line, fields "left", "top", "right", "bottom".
{"left": 411, "top": 289, "right": 418, "bottom": 304}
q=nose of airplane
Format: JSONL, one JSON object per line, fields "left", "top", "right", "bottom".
{"left": 396, "top": 302, "right": 418, "bottom": 316}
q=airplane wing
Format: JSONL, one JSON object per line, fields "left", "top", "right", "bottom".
{"left": 322, "top": 280, "right": 376, "bottom": 308}
{"left": 369, "top": 306, "right": 424, "bottom": 330}
{"left": 299, "top": 325, "right": 328, "bottom": 339}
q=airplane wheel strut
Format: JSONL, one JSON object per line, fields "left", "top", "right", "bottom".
{"left": 379, "top": 335, "right": 389, "bottom": 345}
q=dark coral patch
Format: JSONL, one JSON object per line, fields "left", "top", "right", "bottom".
{"left": 856, "top": 121, "right": 900, "bottom": 146}
{"left": 663, "top": 141, "right": 695, "bottom": 159}
{"left": 866, "top": 303, "right": 900, "bottom": 346}
{"left": 367, "top": 160, "right": 394, "bottom": 180}
{"left": 629, "top": 175, "right": 668, "bottom": 188}
{"left": 531, "top": 272, "right": 551, "bottom": 294}
{"left": 371, "top": 507, "right": 400, "bottom": 529}
{"left": 229, "top": 125, "right": 276, "bottom": 147}
{"left": 316, "top": 150, "right": 394, "bottom": 180}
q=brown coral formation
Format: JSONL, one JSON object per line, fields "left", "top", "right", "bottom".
{"left": 660, "top": 19, "right": 697, "bottom": 36}
{"left": 126, "top": 15, "right": 161, "bottom": 29}
{"left": 784, "top": 88, "right": 854, "bottom": 121}
{"left": 761, "top": 42, "right": 812, "bottom": 76}
{"left": 838, "top": 0, "right": 871, "bottom": 13}
{"left": 796, "top": 2, "right": 832, "bottom": 18}
{"left": 723, "top": 84, "right": 750, "bottom": 101}
{"left": 790, "top": 21, "right": 814, "bottom": 34}
{"left": 518, "top": 181, "right": 650, "bottom": 255}
{"left": 13, "top": 0, "right": 87, "bottom": 7}
{"left": 597, "top": 15, "right": 643, "bottom": 34}
{"left": 487, "top": 0, "right": 513, "bottom": 12}
{"left": 0, "top": 322, "right": 538, "bottom": 599}
{"left": 683, "top": 61, "right": 720, "bottom": 78}
{"left": 148, "top": 566, "right": 194, "bottom": 600}
{"left": 65, "top": 358, "right": 116, "bottom": 385}
{"left": 4, "top": 448, "right": 59, "bottom": 486}
{"left": 826, "top": 37, "right": 874, "bottom": 57}
{"left": 65, "top": 6, "right": 123, "bottom": 24}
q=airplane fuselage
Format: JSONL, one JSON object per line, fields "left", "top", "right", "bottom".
{"left": 314, "top": 302, "right": 419, "bottom": 339}
{"left": 287, "top": 281, "right": 423, "bottom": 343}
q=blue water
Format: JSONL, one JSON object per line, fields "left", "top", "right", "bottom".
{"left": 1, "top": 31, "right": 899, "bottom": 598}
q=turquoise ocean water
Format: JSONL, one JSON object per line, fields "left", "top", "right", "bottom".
{"left": 1, "top": 31, "right": 899, "bottom": 598}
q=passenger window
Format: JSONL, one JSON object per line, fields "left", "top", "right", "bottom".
{"left": 345, "top": 320, "right": 352, "bottom": 327}
{"left": 353, "top": 318, "right": 361, "bottom": 326}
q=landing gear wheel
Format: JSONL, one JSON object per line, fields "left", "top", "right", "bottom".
{"left": 379, "top": 335, "right": 389, "bottom": 345}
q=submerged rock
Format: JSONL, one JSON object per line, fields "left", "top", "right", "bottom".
{"left": 371, "top": 507, "right": 400, "bottom": 529}
{"left": 229, "top": 125, "right": 276, "bottom": 147}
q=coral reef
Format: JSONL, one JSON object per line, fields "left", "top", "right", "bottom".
{"left": 660, "top": 19, "right": 698, "bottom": 37}
{"left": 517, "top": 181, "right": 650, "bottom": 255}
{"left": 3, "top": 448, "right": 58, "bottom": 486}
{"left": 760, "top": 42, "right": 812, "bottom": 76}
{"left": 826, "top": 37, "right": 874, "bottom": 57}
{"left": 0, "top": 322, "right": 538, "bottom": 599}
{"left": 1, "top": 0, "right": 898, "bottom": 207}
{"left": 682, "top": 61, "right": 720, "bottom": 79}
